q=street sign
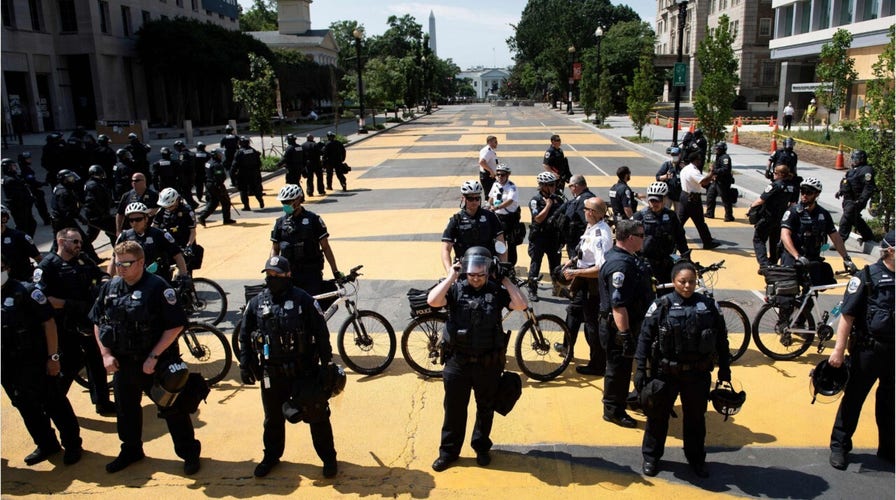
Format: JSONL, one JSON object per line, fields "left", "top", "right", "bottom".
{"left": 673, "top": 63, "right": 687, "bottom": 87}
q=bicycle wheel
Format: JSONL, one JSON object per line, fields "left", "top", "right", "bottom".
{"left": 401, "top": 313, "right": 448, "bottom": 378}
{"left": 186, "top": 277, "right": 228, "bottom": 325}
{"left": 718, "top": 301, "right": 750, "bottom": 363}
{"left": 515, "top": 314, "right": 571, "bottom": 382}
{"left": 181, "top": 323, "right": 232, "bottom": 385}
{"left": 337, "top": 310, "right": 396, "bottom": 376}
{"left": 230, "top": 320, "right": 241, "bottom": 362}
{"left": 751, "top": 303, "right": 816, "bottom": 361}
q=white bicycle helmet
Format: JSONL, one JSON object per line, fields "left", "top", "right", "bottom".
{"left": 801, "top": 177, "right": 823, "bottom": 193}
{"left": 124, "top": 202, "right": 150, "bottom": 216}
{"left": 537, "top": 171, "right": 558, "bottom": 185}
{"left": 646, "top": 182, "right": 669, "bottom": 197}
{"left": 496, "top": 163, "right": 511, "bottom": 173}
{"left": 157, "top": 187, "right": 180, "bottom": 208}
{"left": 1, "top": 204, "right": 10, "bottom": 218}
{"left": 277, "top": 184, "right": 304, "bottom": 202}
{"left": 460, "top": 180, "right": 483, "bottom": 195}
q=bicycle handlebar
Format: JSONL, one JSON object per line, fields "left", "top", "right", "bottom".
{"left": 339, "top": 265, "right": 364, "bottom": 284}
{"left": 694, "top": 260, "right": 725, "bottom": 275}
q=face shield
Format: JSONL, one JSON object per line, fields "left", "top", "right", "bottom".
{"left": 462, "top": 255, "right": 492, "bottom": 276}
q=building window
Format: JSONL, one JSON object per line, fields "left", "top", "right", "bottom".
{"left": 121, "top": 5, "right": 132, "bottom": 36}
{"left": 859, "top": 0, "right": 881, "bottom": 20}
{"left": 710, "top": 0, "right": 716, "bottom": 14}
{"left": 191, "top": 0, "right": 199, "bottom": 11}
{"left": 176, "top": 0, "right": 183, "bottom": 7}
{"left": 720, "top": 0, "right": 728, "bottom": 10}
{"left": 818, "top": 0, "right": 831, "bottom": 29}
{"left": 759, "top": 18, "right": 772, "bottom": 36}
{"left": 783, "top": 5, "right": 794, "bottom": 36}
{"left": 142, "top": 10, "right": 151, "bottom": 24}
{"left": 28, "top": 0, "right": 43, "bottom": 30}
{"left": 58, "top": 0, "right": 78, "bottom": 32}
{"left": 98, "top": 0, "right": 110, "bottom": 33}
{"left": 760, "top": 61, "right": 777, "bottom": 87}
{"left": 2, "top": 1, "right": 14, "bottom": 27}
{"left": 732, "top": 20, "right": 739, "bottom": 40}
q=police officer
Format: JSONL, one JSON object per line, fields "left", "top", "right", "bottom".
{"left": 750, "top": 164, "right": 793, "bottom": 269}
{"left": 220, "top": 124, "right": 239, "bottom": 180}
{"left": 151, "top": 147, "right": 180, "bottom": 192}
{"left": 112, "top": 202, "right": 188, "bottom": 286}
{"left": 197, "top": 149, "right": 236, "bottom": 226}
{"left": 2, "top": 204, "right": 43, "bottom": 281}
{"left": 91, "top": 134, "right": 118, "bottom": 182}
{"left": 192, "top": 142, "right": 209, "bottom": 202}
{"left": 634, "top": 182, "right": 689, "bottom": 289}
{"left": 238, "top": 255, "right": 339, "bottom": 478}
{"left": 609, "top": 166, "right": 640, "bottom": 222}
{"left": 125, "top": 132, "right": 152, "bottom": 181}
{"left": 322, "top": 131, "right": 348, "bottom": 191}
{"left": 277, "top": 133, "right": 305, "bottom": 185}
{"left": 780, "top": 178, "right": 857, "bottom": 283}
{"left": 836, "top": 150, "right": 877, "bottom": 245}
{"left": 2, "top": 256, "right": 83, "bottom": 466}
{"left": 36, "top": 227, "right": 113, "bottom": 414}
{"left": 427, "top": 246, "right": 527, "bottom": 471}
{"left": 686, "top": 128, "right": 708, "bottom": 159}
{"left": 827, "top": 231, "right": 894, "bottom": 470}
{"left": 83, "top": 165, "right": 117, "bottom": 249}
{"left": 527, "top": 172, "right": 563, "bottom": 302}
{"left": 655, "top": 147, "right": 683, "bottom": 211}
{"left": 559, "top": 174, "right": 596, "bottom": 258}
{"left": 678, "top": 152, "right": 721, "bottom": 250}
{"left": 441, "top": 180, "right": 507, "bottom": 274}
{"left": 173, "top": 140, "right": 199, "bottom": 209}
{"left": 112, "top": 148, "right": 136, "bottom": 200}
{"left": 486, "top": 164, "right": 521, "bottom": 266}
{"left": 51, "top": 169, "right": 102, "bottom": 262}
{"left": 115, "top": 172, "right": 159, "bottom": 235}
{"left": 232, "top": 136, "right": 264, "bottom": 211}
{"left": 271, "top": 184, "right": 342, "bottom": 295}
{"left": 42, "top": 132, "right": 67, "bottom": 187}
{"left": 302, "top": 134, "right": 325, "bottom": 197}
{"left": 598, "top": 219, "right": 654, "bottom": 428}
{"left": 89, "top": 241, "right": 201, "bottom": 474}
{"left": 635, "top": 260, "right": 731, "bottom": 478}
{"left": 17, "top": 151, "right": 53, "bottom": 225}
{"left": 704, "top": 142, "right": 735, "bottom": 222}
{"left": 543, "top": 134, "right": 572, "bottom": 186}
{"left": 766, "top": 137, "right": 798, "bottom": 180}
{"left": 153, "top": 188, "right": 198, "bottom": 270}
{"left": 2, "top": 158, "right": 37, "bottom": 236}
{"left": 478, "top": 135, "right": 499, "bottom": 195}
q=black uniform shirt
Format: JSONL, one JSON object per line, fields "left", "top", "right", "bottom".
{"left": 609, "top": 181, "right": 636, "bottom": 220}
{"left": 1, "top": 227, "right": 40, "bottom": 281}
{"left": 115, "top": 226, "right": 182, "bottom": 272}
{"left": 441, "top": 208, "right": 504, "bottom": 258}
{"left": 153, "top": 201, "right": 196, "bottom": 247}
{"left": 842, "top": 260, "right": 895, "bottom": 339}
{"left": 599, "top": 246, "right": 654, "bottom": 320}
{"left": 780, "top": 203, "right": 836, "bottom": 260}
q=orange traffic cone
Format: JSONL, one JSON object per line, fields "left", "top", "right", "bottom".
{"left": 667, "top": 117, "right": 672, "bottom": 128}
{"left": 732, "top": 125, "right": 740, "bottom": 145}
{"left": 655, "top": 113, "right": 660, "bottom": 125}
{"left": 768, "top": 116, "right": 776, "bottom": 127}
{"left": 688, "top": 121, "right": 696, "bottom": 133}
{"left": 736, "top": 117, "right": 743, "bottom": 128}
{"left": 835, "top": 144, "right": 845, "bottom": 170}
{"left": 770, "top": 133, "right": 777, "bottom": 153}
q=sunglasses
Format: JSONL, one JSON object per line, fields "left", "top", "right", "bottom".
{"left": 131, "top": 179, "right": 144, "bottom": 183}
{"left": 465, "top": 196, "right": 481, "bottom": 202}
{"left": 467, "top": 272, "right": 487, "bottom": 278}
{"left": 114, "top": 260, "right": 139, "bottom": 268}
{"left": 127, "top": 217, "right": 146, "bottom": 223}
{"left": 631, "top": 232, "right": 645, "bottom": 238}
{"left": 496, "top": 173, "right": 508, "bottom": 177}
{"left": 800, "top": 189, "right": 819, "bottom": 195}
{"left": 63, "top": 238, "right": 83, "bottom": 244}
{"left": 647, "top": 198, "right": 663, "bottom": 204}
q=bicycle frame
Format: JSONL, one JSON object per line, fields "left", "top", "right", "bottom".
{"left": 779, "top": 282, "right": 846, "bottom": 338}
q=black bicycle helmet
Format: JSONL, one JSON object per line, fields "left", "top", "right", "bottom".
{"left": 709, "top": 380, "right": 746, "bottom": 421}
{"left": 810, "top": 359, "right": 849, "bottom": 404}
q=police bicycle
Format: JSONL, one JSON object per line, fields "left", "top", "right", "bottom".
{"left": 655, "top": 260, "right": 751, "bottom": 363}
{"left": 751, "top": 265, "right": 854, "bottom": 361}
{"left": 174, "top": 273, "right": 228, "bottom": 326}
{"left": 231, "top": 265, "right": 396, "bottom": 376}
{"left": 401, "top": 273, "right": 572, "bottom": 382}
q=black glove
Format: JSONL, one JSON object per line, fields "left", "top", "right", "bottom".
{"left": 717, "top": 366, "right": 731, "bottom": 382}
{"left": 843, "top": 258, "right": 858, "bottom": 275}
{"left": 835, "top": 191, "right": 842, "bottom": 199}
{"left": 240, "top": 368, "right": 257, "bottom": 385}
{"left": 634, "top": 369, "right": 648, "bottom": 392}
{"left": 182, "top": 246, "right": 194, "bottom": 258}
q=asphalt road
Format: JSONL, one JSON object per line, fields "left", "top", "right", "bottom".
{"left": 2, "top": 104, "right": 891, "bottom": 499}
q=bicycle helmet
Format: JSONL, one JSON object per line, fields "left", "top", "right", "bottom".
{"left": 667, "top": 146, "right": 681, "bottom": 156}
{"left": 537, "top": 171, "right": 558, "bottom": 185}
{"left": 158, "top": 187, "right": 181, "bottom": 208}
{"left": 461, "top": 246, "right": 492, "bottom": 275}
{"left": 57, "top": 169, "right": 80, "bottom": 185}
{"left": 810, "top": 359, "right": 849, "bottom": 404}
{"left": 800, "top": 177, "right": 823, "bottom": 193}
{"left": 124, "top": 202, "right": 150, "bottom": 216}
{"left": 709, "top": 380, "right": 746, "bottom": 421}
{"left": 277, "top": 184, "right": 305, "bottom": 202}
{"left": 714, "top": 141, "right": 727, "bottom": 153}
{"left": 496, "top": 163, "right": 511, "bottom": 173}
{"left": 149, "top": 359, "right": 189, "bottom": 408}
{"left": 850, "top": 149, "right": 867, "bottom": 166}
{"left": 783, "top": 137, "right": 795, "bottom": 150}
{"left": 88, "top": 165, "right": 105, "bottom": 179}
{"left": 646, "top": 181, "right": 669, "bottom": 198}
{"left": 460, "top": 180, "right": 483, "bottom": 195}
{"left": 319, "top": 363, "right": 347, "bottom": 398}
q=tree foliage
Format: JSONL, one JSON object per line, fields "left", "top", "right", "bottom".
{"left": 816, "top": 29, "right": 859, "bottom": 138}
{"left": 232, "top": 53, "right": 277, "bottom": 139}
{"left": 627, "top": 55, "right": 657, "bottom": 137}
{"left": 694, "top": 15, "right": 739, "bottom": 156}
{"left": 239, "top": 0, "right": 277, "bottom": 32}
{"left": 578, "top": 21, "right": 655, "bottom": 116}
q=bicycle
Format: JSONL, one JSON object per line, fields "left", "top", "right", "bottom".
{"left": 175, "top": 275, "right": 228, "bottom": 326}
{"left": 401, "top": 275, "right": 572, "bottom": 381}
{"left": 231, "top": 265, "right": 396, "bottom": 376}
{"left": 751, "top": 267, "right": 852, "bottom": 361}
{"left": 655, "top": 260, "right": 751, "bottom": 363}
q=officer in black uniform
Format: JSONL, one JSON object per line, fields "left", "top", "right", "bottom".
{"left": 17, "top": 151, "right": 52, "bottom": 225}
{"left": 686, "top": 129, "right": 708, "bottom": 159}
{"left": 113, "top": 202, "right": 188, "bottom": 286}
{"left": 636, "top": 260, "right": 731, "bottom": 478}
{"left": 655, "top": 146, "right": 683, "bottom": 212}
{"left": 238, "top": 255, "right": 339, "bottom": 478}
{"left": 231, "top": 136, "right": 264, "bottom": 211}
{"left": 704, "top": 142, "right": 735, "bottom": 222}
{"left": 51, "top": 169, "right": 102, "bottom": 262}
{"left": 2, "top": 158, "right": 37, "bottom": 236}
{"left": 91, "top": 134, "right": 118, "bottom": 182}
{"left": 42, "top": 132, "right": 67, "bottom": 187}
{"left": 827, "top": 230, "right": 894, "bottom": 470}
{"left": 322, "top": 131, "right": 348, "bottom": 191}
{"left": 302, "top": 134, "right": 325, "bottom": 196}
{"left": 542, "top": 134, "right": 572, "bottom": 186}
{"left": 277, "top": 133, "right": 305, "bottom": 185}
{"left": 36, "top": 227, "right": 113, "bottom": 414}
{"left": 173, "top": 140, "right": 199, "bottom": 208}
{"left": 153, "top": 188, "right": 198, "bottom": 270}
{"left": 125, "top": 132, "right": 152, "bottom": 181}
{"left": 2, "top": 256, "right": 83, "bottom": 466}
{"left": 150, "top": 147, "right": 180, "bottom": 192}
{"left": 609, "top": 166, "right": 639, "bottom": 222}
{"left": 112, "top": 149, "right": 135, "bottom": 200}
{"left": 766, "top": 137, "right": 798, "bottom": 180}
{"left": 559, "top": 174, "right": 595, "bottom": 258}
{"left": 633, "top": 182, "right": 689, "bottom": 289}
{"left": 836, "top": 149, "right": 876, "bottom": 244}
{"left": 115, "top": 172, "right": 159, "bottom": 235}
{"left": 192, "top": 142, "right": 209, "bottom": 201}
{"left": 427, "top": 246, "right": 527, "bottom": 472}
{"left": 197, "top": 149, "right": 236, "bottom": 226}
{"left": 750, "top": 164, "right": 793, "bottom": 269}
{"left": 527, "top": 171, "right": 563, "bottom": 302}
{"left": 2, "top": 204, "right": 43, "bottom": 281}
{"left": 83, "top": 165, "right": 117, "bottom": 248}
{"left": 220, "top": 124, "right": 240, "bottom": 181}
{"left": 440, "top": 180, "right": 507, "bottom": 274}
{"left": 271, "top": 184, "right": 342, "bottom": 295}
{"left": 89, "top": 240, "right": 201, "bottom": 474}
{"left": 598, "top": 219, "right": 654, "bottom": 428}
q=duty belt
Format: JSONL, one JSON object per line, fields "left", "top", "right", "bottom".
{"left": 658, "top": 358, "right": 711, "bottom": 374}
{"left": 855, "top": 336, "right": 895, "bottom": 353}
{"left": 687, "top": 192, "right": 703, "bottom": 201}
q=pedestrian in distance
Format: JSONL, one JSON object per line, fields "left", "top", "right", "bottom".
{"left": 836, "top": 150, "right": 877, "bottom": 245}
{"left": 440, "top": 180, "right": 507, "bottom": 274}
{"left": 766, "top": 137, "right": 799, "bottom": 180}
{"left": 51, "top": 169, "right": 102, "bottom": 262}
{"left": 806, "top": 99, "right": 818, "bottom": 132}
{"left": 150, "top": 147, "right": 180, "bottom": 193}
{"left": 125, "top": 132, "right": 152, "bottom": 183}
{"left": 17, "top": 151, "right": 53, "bottom": 225}
{"left": 478, "top": 135, "right": 499, "bottom": 196}
{"left": 427, "top": 246, "right": 528, "bottom": 472}
{"left": 677, "top": 152, "right": 721, "bottom": 250}
{"left": 782, "top": 101, "right": 795, "bottom": 131}
{"left": 220, "top": 124, "right": 239, "bottom": 183}
{"left": 91, "top": 134, "right": 118, "bottom": 182}
{"left": 486, "top": 164, "right": 521, "bottom": 266}
{"left": 172, "top": 140, "right": 199, "bottom": 209}
{"left": 111, "top": 149, "right": 136, "bottom": 201}
{"left": 526, "top": 171, "right": 564, "bottom": 302}
{"left": 237, "top": 255, "right": 341, "bottom": 479}
{"left": 83, "top": 165, "right": 117, "bottom": 249}
{"left": 2, "top": 157, "right": 37, "bottom": 237}
{"left": 192, "top": 142, "right": 210, "bottom": 202}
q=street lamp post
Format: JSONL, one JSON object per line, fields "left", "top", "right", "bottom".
{"left": 594, "top": 26, "right": 603, "bottom": 125}
{"left": 567, "top": 45, "right": 576, "bottom": 115}
{"left": 353, "top": 27, "right": 368, "bottom": 134}
{"left": 672, "top": 0, "right": 688, "bottom": 146}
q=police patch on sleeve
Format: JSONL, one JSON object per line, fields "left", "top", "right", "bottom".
{"left": 544, "top": 152, "right": 551, "bottom": 159}
{"left": 764, "top": 185, "right": 772, "bottom": 193}
{"left": 645, "top": 301, "right": 658, "bottom": 317}
{"left": 612, "top": 271, "right": 625, "bottom": 289}
{"left": 846, "top": 276, "right": 861, "bottom": 294}
{"left": 25, "top": 234, "right": 34, "bottom": 244}
{"left": 313, "top": 300, "right": 325, "bottom": 317}
{"left": 865, "top": 173, "right": 872, "bottom": 181}
{"left": 30, "top": 288, "right": 47, "bottom": 305}
{"left": 32, "top": 268, "right": 43, "bottom": 283}
{"left": 318, "top": 216, "right": 326, "bottom": 229}
{"left": 164, "top": 231, "right": 175, "bottom": 243}
{"left": 163, "top": 288, "right": 178, "bottom": 305}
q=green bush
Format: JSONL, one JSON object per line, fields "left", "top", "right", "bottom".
{"left": 342, "top": 110, "right": 356, "bottom": 119}
{"left": 374, "top": 124, "right": 386, "bottom": 130}
{"left": 386, "top": 117, "right": 404, "bottom": 123}
{"left": 261, "top": 155, "right": 280, "bottom": 172}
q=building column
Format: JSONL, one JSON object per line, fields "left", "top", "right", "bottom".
{"left": 777, "top": 61, "right": 801, "bottom": 119}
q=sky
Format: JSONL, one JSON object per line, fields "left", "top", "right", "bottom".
{"left": 237, "top": 1, "right": 657, "bottom": 70}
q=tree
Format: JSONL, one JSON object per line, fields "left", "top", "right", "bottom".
{"left": 239, "top": 0, "right": 277, "bottom": 32}
{"left": 694, "top": 15, "right": 739, "bottom": 157}
{"left": 232, "top": 53, "right": 277, "bottom": 154}
{"left": 627, "top": 55, "right": 656, "bottom": 138}
{"left": 816, "top": 29, "right": 859, "bottom": 140}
